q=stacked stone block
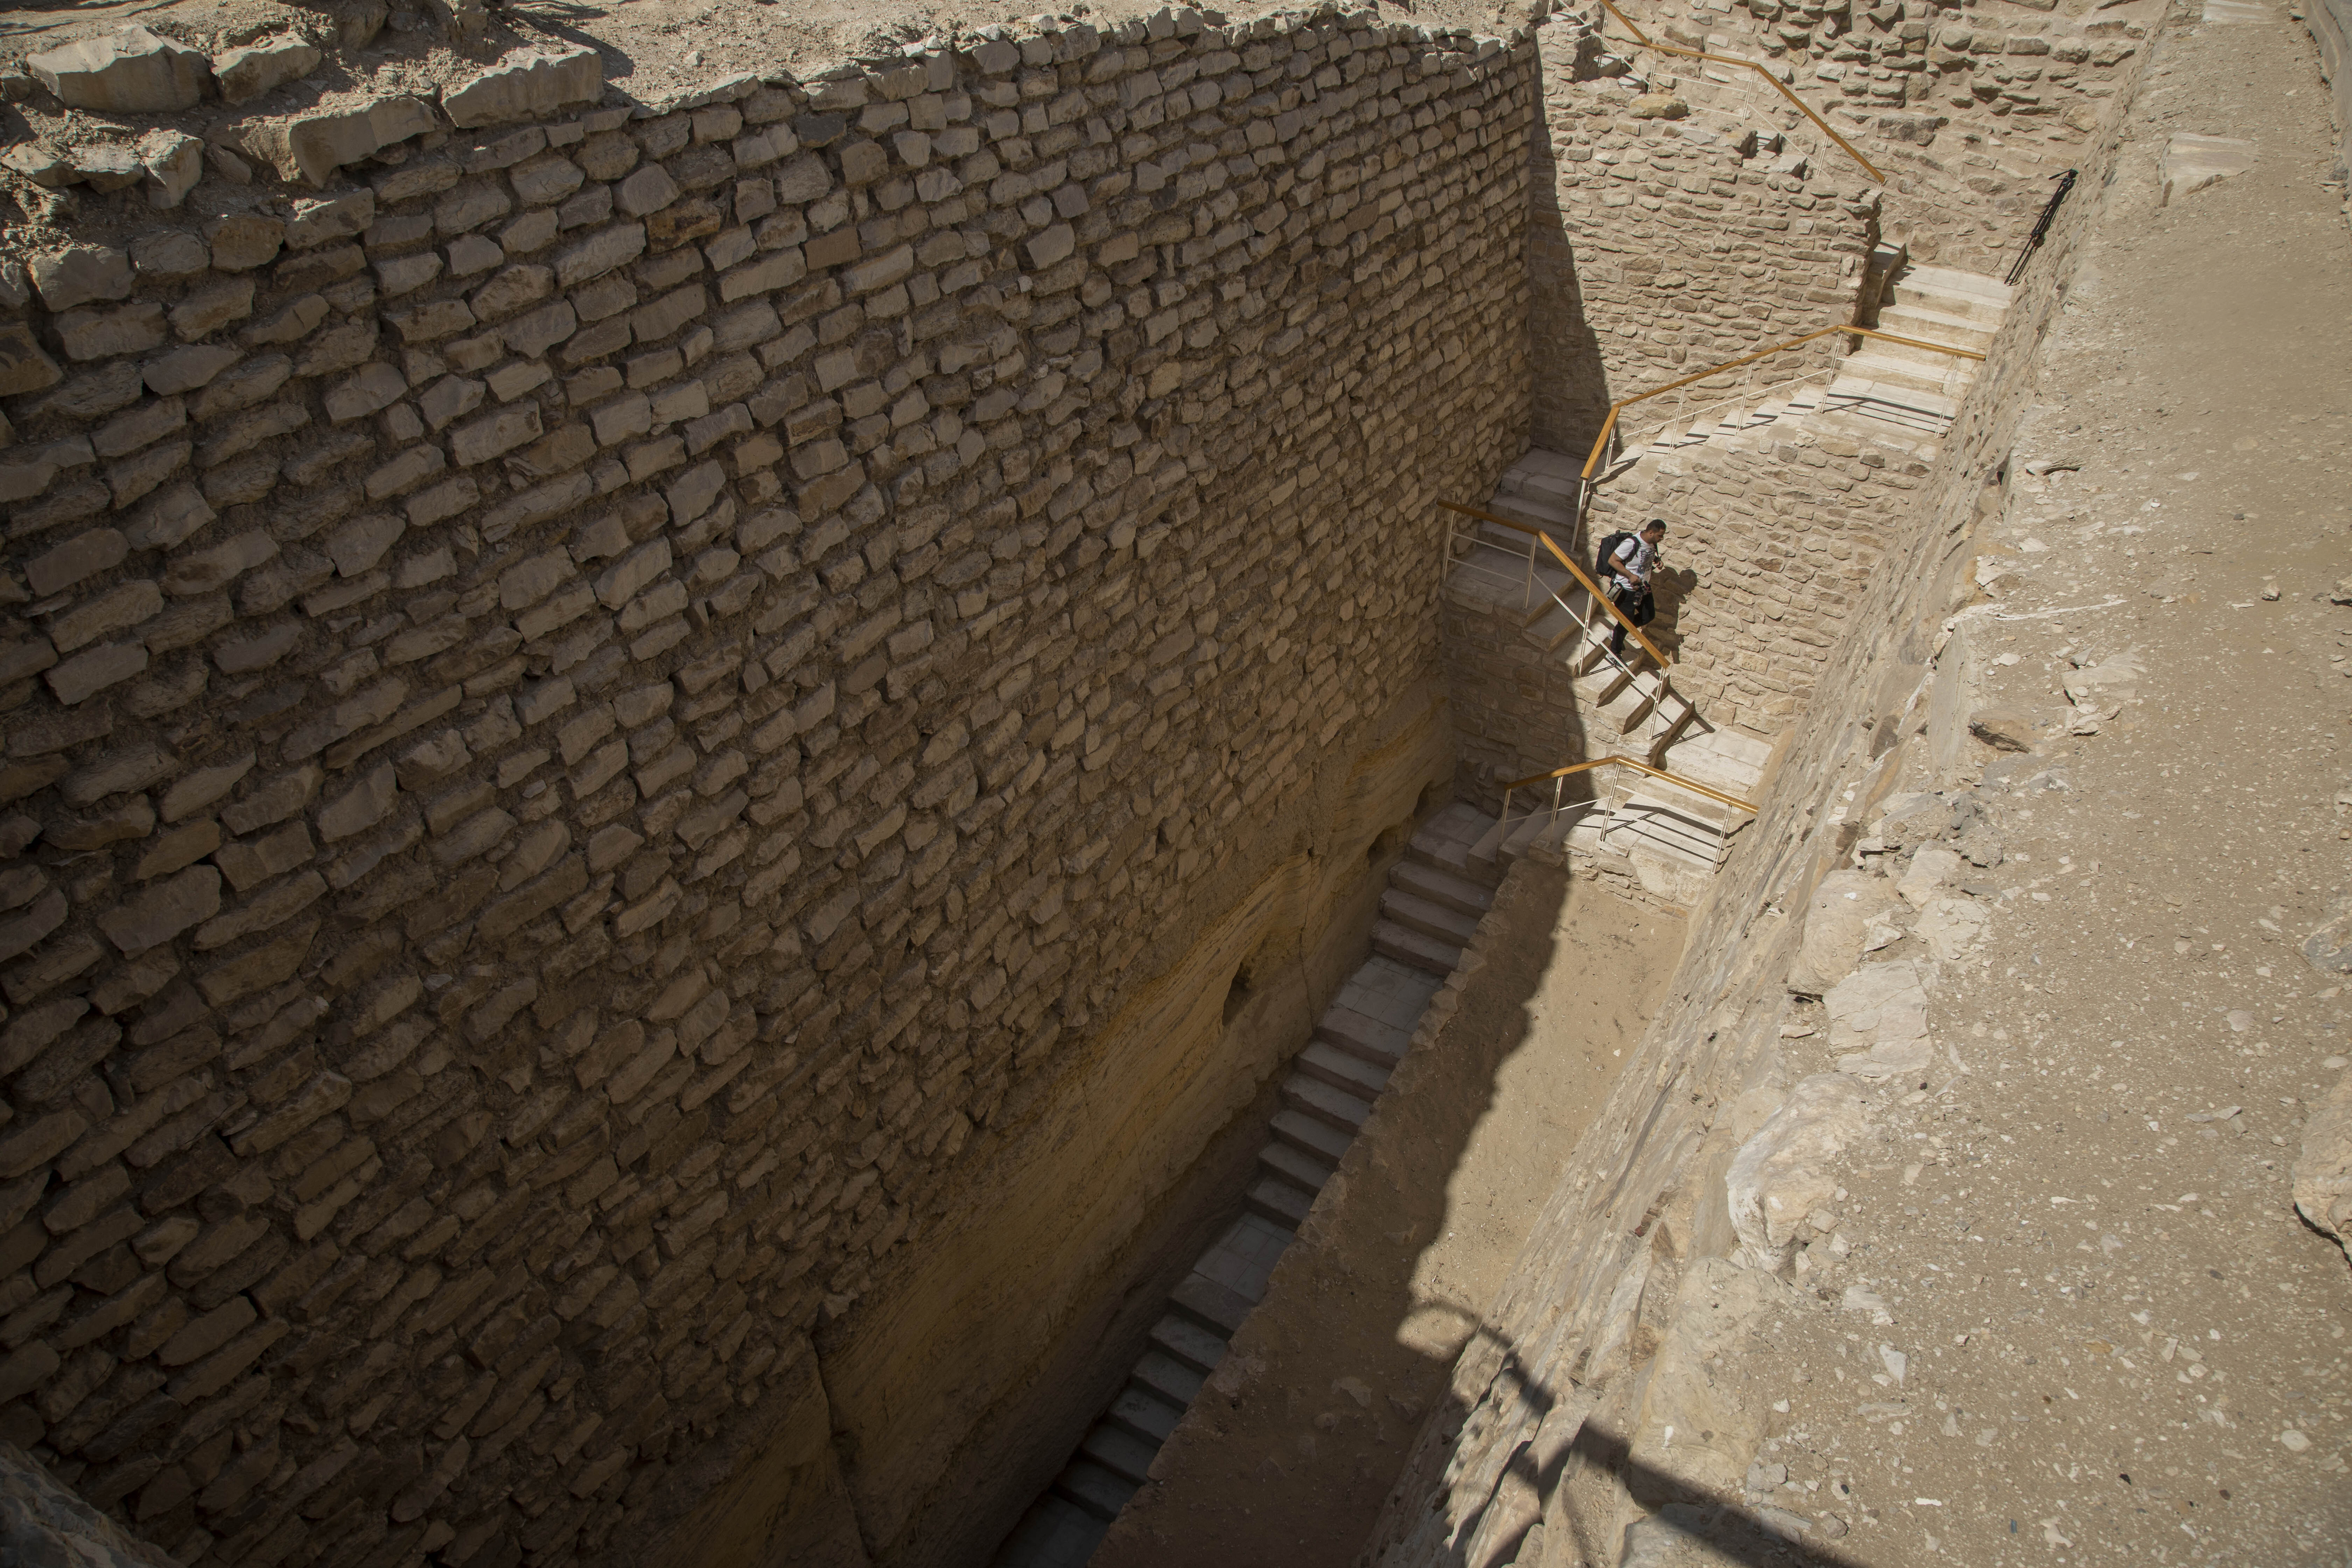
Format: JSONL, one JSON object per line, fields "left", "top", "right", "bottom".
{"left": 0, "top": 9, "right": 1535, "bottom": 1567}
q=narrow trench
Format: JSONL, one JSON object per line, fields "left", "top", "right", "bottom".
{"left": 987, "top": 799, "right": 1506, "bottom": 1567}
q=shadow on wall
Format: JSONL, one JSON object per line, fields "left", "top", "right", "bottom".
{"left": 1527, "top": 87, "right": 1612, "bottom": 467}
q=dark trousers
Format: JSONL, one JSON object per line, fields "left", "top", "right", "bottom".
{"left": 1607, "top": 585, "right": 1655, "bottom": 656}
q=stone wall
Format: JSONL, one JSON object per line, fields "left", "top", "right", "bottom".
{"left": 1526, "top": 15, "right": 1875, "bottom": 460}
{"left": 1586, "top": 413, "right": 1934, "bottom": 732}
{"left": 1359, "top": 7, "right": 2156, "bottom": 1555}
{"left": 1524, "top": 0, "right": 2154, "bottom": 466}
{"left": 2307, "top": 0, "right": 2352, "bottom": 180}
{"left": 0, "top": 8, "right": 1535, "bottom": 1567}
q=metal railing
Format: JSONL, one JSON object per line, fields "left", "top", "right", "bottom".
{"left": 1580, "top": 323, "right": 1987, "bottom": 480}
{"left": 1593, "top": 0, "right": 1885, "bottom": 183}
{"left": 1500, "top": 753, "right": 1758, "bottom": 824}
{"left": 1438, "top": 500, "right": 1696, "bottom": 764}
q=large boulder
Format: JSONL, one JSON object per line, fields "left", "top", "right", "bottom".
{"left": 0, "top": 1441, "right": 180, "bottom": 1566}
{"left": 27, "top": 25, "right": 211, "bottom": 112}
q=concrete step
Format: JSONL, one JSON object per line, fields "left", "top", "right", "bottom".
{"left": 1372, "top": 918, "right": 1463, "bottom": 977}
{"left": 1149, "top": 1313, "right": 1230, "bottom": 1377}
{"left": 1378, "top": 887, "right": 1481, "bottom": 947}
{"left": 1080, "top": 1422, "right": 1162, "bottom": 1486}
{"left": 1281, "top": 1072, "right": 1374, "bottom": 1136}
{"left": 1246, "top": 1172, "right": 1315, "bottom": 1228}
{"left": 1168, "top": 1272, "right": 1253, "bottom": 1337}
{"left": 1103, "top": 1384, "right": 1185, "bottom": 1445}
{"left": 1270, "top": 1107, "right": 1353, "bottom": 1165}
{"left": 1388, "top": 858, "right": 1494, "bottom": 919}
{"left": 993, "top": 1493, "right": 1108, "bottom": 1568}
{"left": 1255, "top": 1138, "right": 1337, "bottom": 1195}
{"left": 1131, "top": 1349, "right": 1207, "bottom": 1408}
{"left": 1054, "top": 1459, "right": 1139, "bottom": 1522}
{"left": 1295, "top": 1038, "right": 1392, "bottom": 1099}
{"left": 1314, "top": 1001, "right": 1414, "bottom": 1067}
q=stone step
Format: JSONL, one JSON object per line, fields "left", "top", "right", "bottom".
{"left": 1313, "top": 1000, "right": 1414, "bottom": 1066}
{"left": 1372, "top": 918, "right": 1463, "bottom": 977}
{"left": 1255, "top": 1138, "right": 1337, "bottom": 1196}
{"left": 1378, "top": 887, "right": 1481, "bottom": 947}
{"left": 1103, "top": 1384, "right": 1185, "bottom": 1445}
{"left": 1080, "top": 1422, "right": 1162, "bottom": 1486}
{"left": 1335, "top": 955, "right": 1439, "bottom": 1025}
{"left": 1246, "top": 1172, "right": 1315, "bottom": 1229}
{"left": 1603, "top": 794, "right": 1731, "bottom": 867}
{"left": 1388, "top": 857, "right": 1492, "bottom": 919}
{"left": 1499, "top": 808, "right": 1553, "bottom": 866}
{"left": 1269, "top": 1107, "right": 1353, "bottom": 1166}
{"left": 1873, "top": 302, "right": 1999, "bottom": 352}
{"left": 1406, "top": 819, "right": 1481, "bottom": 880}
{"left": 1824, "top": 373, "right": 1963, "bottom": 420}
{"left": 1149, "top": 1313, "right": 1230, "bottom": 1377}
{"left": 992, "top": 1494, "right": 1107, "bottom": 1568}
{"left": 1295, "top": 1038, "right": 1392, "bottom": 1099}
{"left": 1167, "top": 1272, "right": 1253, "bottom": 1337}
{"left": 1054, "top": 1459, "right": 1140, "bottom": 1522}
{"left": 1902, "top": 262, "right": 2014, "bottom": 305}
{"left": 1281, "top": 1072, "right": 1374, "bottom": 1136}
{"left": 1833, "top": 352, "right": 1976, "bottom": 398}
{"left": 1130, "top": 1348, "right": 1207, "bottom": 1408}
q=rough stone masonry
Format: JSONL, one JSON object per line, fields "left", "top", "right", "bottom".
{"left": 0, "top": 7, "right": 1534, "bottom": 1565}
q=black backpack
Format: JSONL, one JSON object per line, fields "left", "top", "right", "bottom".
{"left": 1595, "top": 530, "right": 1634, "bottom": 582}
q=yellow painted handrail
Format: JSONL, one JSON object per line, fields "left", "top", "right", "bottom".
{"left": 1503, "top": 753, "right": 1759, "bottom": 814}
{"left": 1437, "top": 499, "right": 1673, "bottom": 671}
{"left": 1594, "top": 0, "right": 1885, "bottom": 184}
{"left": 1580, "top": 324, "right": 1988, "bottom": 479}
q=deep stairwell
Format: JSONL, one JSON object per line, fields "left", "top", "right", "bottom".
{"left": 1448, "top": 262, "right": 2014, "bottom": 902}
{"left": 991, "top": 803, "right": 1505, "bottom": 1568}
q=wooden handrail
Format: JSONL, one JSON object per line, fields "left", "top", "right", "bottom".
{"left": 1437, "top": 499, "right": 1673, "bottom": 671}
{"left": 1594, "top": 0, "right": 1884, "bottom": 183}
{"left": 1579, "top": 324, "right": 1989, "bottom": 479}
{"left": 1502, "top": 753, "right": 1759, "bottom": 814}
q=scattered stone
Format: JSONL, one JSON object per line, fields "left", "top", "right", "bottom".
{"left": 2301, "top": 896, "right": 2352, "bottom": 975}
{"left": 1791, "top": 869, "right": 1899, "bottom": 994}
{"left": 2160, "top": 132, "right": 2256, "bottom": 205}
{"left": 212, "top": 35, "right": 322, "bottom": 105}
{"left": 66, "top": 144, "right": 145, "bottom": 194}
{"left": 0, "top": 145, "right": 73, "bottom": 189}
{"left": 2062, "top": 651, "right": 2142, "bottom": 733}
{"left": 27, "top": 26, "right": 211, "bottom": 113}
{"left": 443, "top": 45, "right": 604, "bottom": 129}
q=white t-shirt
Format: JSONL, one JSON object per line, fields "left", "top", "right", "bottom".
{"left": 1612, "top": 535, "right": 1657, "bottom": 592}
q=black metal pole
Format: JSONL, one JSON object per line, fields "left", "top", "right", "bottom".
{"left": 2006, "top": 168, "right": 2079, "bottom": 288}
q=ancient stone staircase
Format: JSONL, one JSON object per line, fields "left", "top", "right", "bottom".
{"left": 990, "top": 803, "right": 1503, "bottom": 1568}
{"left": 1600, "top": 264, "right": 2014, "bottom": 478}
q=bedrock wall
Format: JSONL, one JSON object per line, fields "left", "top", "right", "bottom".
{"left": 0, "top": 9, "right": 1534, "bottom": 1567}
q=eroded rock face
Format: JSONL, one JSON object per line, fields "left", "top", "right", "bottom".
{"left": 1726, "top": 1074, "right": 1873, "bottom": 1270}
{"left": 26, "top": 26, "right": 211, "bottom": 113}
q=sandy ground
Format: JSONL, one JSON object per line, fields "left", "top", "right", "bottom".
{"left": 1685, "top": 5, "right": 2352, "bottom": 1563}
{"left": 1095, "top": 864, "right": 1687, "bottom": 1568}
{"left": 0, "top": 0, "right": 1532, "bottom": 114}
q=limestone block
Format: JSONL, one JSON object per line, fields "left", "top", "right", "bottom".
{"left": 444, "top": 45, "right": 604, "bottom": 129}
{"left": 27, "top": 26, "right": 211, "bottom": 113}
{"left": 205, "top": 214, "right": 285, "bottom": 272}
{"left": 138, "top": 130, "right": 203, "bottom": 208}
{"left": 2158, "top": 132, "right": 2255, "bottom": 205}
{"left": 130, "top": 230, "right": 208, "bottom": 280}
{"left": 58, "top": 303, "right": 167, "bottom": 362}
{"left": 69, "top": 144, "right": 147, "bottom": 193}
{"left": 0, "top": 323, "right": 63, "bottom": 398}
{"left": 212, "top": 34, "right": 321, "bottom": 105}
{"left": 241, "top": 94, "right": 438, "bottom": 187}
{"left": 2292, "top": 1069, "right": 2352, "bottom": 1248}
{"left": 28, "top": 246, "right": 131, "bottom": 311}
